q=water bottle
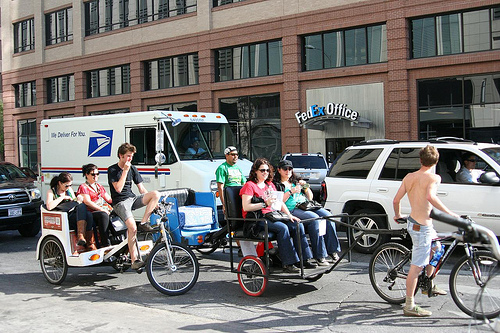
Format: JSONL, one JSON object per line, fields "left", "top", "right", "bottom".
{"left": 429, "top": 242, "right": 444, "bottom": 267}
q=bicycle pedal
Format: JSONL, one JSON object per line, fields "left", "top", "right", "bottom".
{"left": 135, "top": 267, "right": 144, "bottom": 274}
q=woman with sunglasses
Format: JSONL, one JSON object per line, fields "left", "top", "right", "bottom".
{"left": 274, "top": 160, "right": 341, "bottom": 265}
{"left": 77, "top": 164, "right": 113, "bottom": 247}
{"left": 46, "top": 172, "right": 96, "bottom": 251}
{"left": 240, "top": 158, "right": 316, "bottom": 273}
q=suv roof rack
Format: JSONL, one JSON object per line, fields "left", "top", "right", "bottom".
{"left": 430, "top": 137, "right": 477, "bottom": 144}
{"left": 355, "top": 139, "right": 399, "bottom": 146}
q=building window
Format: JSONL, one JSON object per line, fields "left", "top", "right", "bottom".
{"left": 148, "top": 101, "right": 197, "bottom": 111}
{"left": 303, "top": 24, "right": 387, "bottom": 71}
{"left": 145, "top": 54, "right": 199, "bottom": 90}
{"left": 87, "top": 65, "right": 131, "bottom": 98}
{"left": 418, "top": 73, "right": 500, "bottom": 143}
{"left": 89, "top": 108, "right": 130, "bottom": 116}
{"left": 84, "top": 0, "right": 197, "bottom": 36}
{"left": 14, "top": 18, "right": 35, "bottom": 53}
{"left": 215, "top": 40, "right": 282, "bottom": 82}
{"left": 46, "top": 8, "right": 73, "bottom": 46}
{"left": 47, "top": 75, "right": 75, "bottom": 103}
{"left": 219, "top": 93, "right": 281, "bottom": 164}
{"left": 18, "top": 119, "right": 38, "bottom": 170}
{"left": 213, "top": 0, "right": 246, "bottom": 7}
{"left": 411, "top": 6, "right": 500, "bottom": 59}
{"left": 14, "top": 81, "right": 36, "bottom": 107}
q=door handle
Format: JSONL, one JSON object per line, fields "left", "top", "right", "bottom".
{"left": 377, "top": 188, "right": 388, "bottom": 193}
{"left": 437, "top": 191, "right": 447, "bottom": 196}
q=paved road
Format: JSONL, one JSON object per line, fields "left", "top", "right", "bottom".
{"left": 0, "top": 231, "right": 497, "bottom": 333}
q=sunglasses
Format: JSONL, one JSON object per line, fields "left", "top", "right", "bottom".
{"left": 281, "top": 167, "right": 293, "bottom": 171}
{"left": 229, "top": 153, "right": 238, "bottom": 156}
{"left": 467, "top": 159, "right": 477, "bottom": 162}
{"left": 64, "top": 183, "right": 72, "bottom": 188}
{"left": 258, "top": 169, "right": 270, "bottom": 173}
{"left": 90, "top": 172, "right": 100, "bottom": 176}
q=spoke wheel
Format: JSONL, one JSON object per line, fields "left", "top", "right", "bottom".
{"left": 449, "top": 251, "right": 500, "bottom": 319}
{"left": 369, "top": 242, "right": 410, "bottom": 304}
{"left": 146, "top": 242, "right": 199, "bottom": 296}
{"left": 40, "top": 236, "right": 68, "bottom": 285}
{"left": 237, "top": 256, "right": 268, "bottom": 297}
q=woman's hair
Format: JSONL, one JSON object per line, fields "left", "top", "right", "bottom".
{"left": 50, "top": 172, "right": 73, "bottom": 190}
{"left": 273, "top": 166, "right": 300, "bottom": 185}
{"left": 82, "top": 163, "right": 98, "bottom": 176}
{"left": 248, "top": 158, "right": 274, "bottom": 183}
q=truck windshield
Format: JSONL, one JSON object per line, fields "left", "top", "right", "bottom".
{"left": 165, "top": 121, "right": 237, "bottom": 160}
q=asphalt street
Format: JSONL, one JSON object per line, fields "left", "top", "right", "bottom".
{"left": 0, "top": 230, "right": 498, "bottom": 333}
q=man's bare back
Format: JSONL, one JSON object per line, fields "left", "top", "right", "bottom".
{"left": 401, "top": 169, "right": 439, "bottom": 226}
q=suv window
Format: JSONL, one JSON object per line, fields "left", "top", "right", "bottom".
{"left": 0, "top": 164, "right": 28, "bottom": 181}
{"left": 329, "top": 148, "right": 383, "bottom": 178}
{"left": 379, "top": 148, "right": 421, "bottom": 181}
{"left": 285, "top": 155, "right": 327, "bottom": 169}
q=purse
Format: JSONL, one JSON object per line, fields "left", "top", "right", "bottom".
{"left": 264, "top": 211, "right": 291, "bottom": 222}
{"left": 296, "top": 200, "right": 323, "bottom": 211}
{"left": 53, "top": 200, "right": 80, "bottom": 213}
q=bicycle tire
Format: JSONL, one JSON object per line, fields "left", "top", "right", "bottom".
{"left": 40, "top": 236, "right": 68, "bottom": 285}
{"left": 195, "top": 244, "right": 219, "bottom": 255}
{"left": 449, "top": 250, "right": 500, "bottom": 319}
{"left": 146, "top": 242, "right": 199, "bottom": 296}
{"left": 237, "top": 256, "right": 268, "bottom": 296}
{"left": 369, "top": 242, "right": 411, "bottom": 304}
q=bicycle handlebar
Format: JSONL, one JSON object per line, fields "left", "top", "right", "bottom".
{"left": 430, "top": 208, "right": 500, "bottom": 260}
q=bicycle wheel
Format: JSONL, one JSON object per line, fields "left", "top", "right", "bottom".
{"left": 237, "top": 256, "right": 268, "bottom": 297}
{"left": 146, "top": 242, "right": 199, "bottom": 296}
{"left": 449, "top": 250, "right": 500, "bottom": 319}
{"left": 40, "top": 236, "right": 68, "bottom": 285}
{"left": 369, "top": 242, "right": 411, "bottom": 304}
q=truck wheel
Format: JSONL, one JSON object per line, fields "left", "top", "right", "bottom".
{"left": 350, "top": 209, "right": 389, "bottom": 254}
{"left": 18, "top": 220, "right": 41, "bottom": 237}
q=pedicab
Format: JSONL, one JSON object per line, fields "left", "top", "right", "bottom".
{"left": 36, "top": 189, "right": 202, "bottom": 296}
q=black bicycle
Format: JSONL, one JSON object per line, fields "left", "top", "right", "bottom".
{"left": 369, "top": 210, "right": 500, "bottom": 319}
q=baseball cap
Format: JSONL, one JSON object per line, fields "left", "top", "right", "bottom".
{"left": 224, "top": 146, "right": 238, "bottom": 155}
{"left": 277, "top": 160, "right": 293, "bottom": 169}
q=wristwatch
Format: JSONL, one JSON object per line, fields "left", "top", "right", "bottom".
{"left": 262, "top": 202, "right": 267, "bottom": 208}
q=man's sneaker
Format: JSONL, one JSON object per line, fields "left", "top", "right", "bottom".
{"left": 316, "top": 258, "right": 330, "bottom": 266}
{"left": 422, "top": 284, "right": 447, "bottom": 296}
{"left": 403, "top": 305, "right": 432, "bottom": 317}
{"left": 138, "top": 223, "right": 158, "bottom": 232}
{"left": 283, "top": 264, "right": 300, "bottom": 273}
{"left": 301, "top": 260, "right": 318, "bottom": 269}
{"left": 131, "top": 260, "right": 145, "bottom": 270}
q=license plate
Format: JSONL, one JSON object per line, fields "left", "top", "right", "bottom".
{"left": 8, "top": 207, "right": 22, "bottom": 217}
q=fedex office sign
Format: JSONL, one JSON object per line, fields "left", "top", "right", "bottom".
{"left": 295, "top": 103, "right": 359, "bottom": 125}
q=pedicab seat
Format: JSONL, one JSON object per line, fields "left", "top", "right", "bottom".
{"left": 223, "top": 186, "right": 276, "bottom": 241}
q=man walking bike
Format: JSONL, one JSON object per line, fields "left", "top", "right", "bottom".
{"left": 393, "top": 145, "right": 458, "bottom": 317}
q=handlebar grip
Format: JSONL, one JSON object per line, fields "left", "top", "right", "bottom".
{"left": 430, "top": 208, "right": 472, "bottom": 231}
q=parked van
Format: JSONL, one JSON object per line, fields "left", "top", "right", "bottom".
{"left": 40, "top": 111, "right": 252, "bottom": 220}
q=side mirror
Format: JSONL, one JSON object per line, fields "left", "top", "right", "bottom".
{"left": 155, "top": 153, "right": 166, "bottom": 165}
{"left": 479, "top": 171, "right": 500, "bottom": 184}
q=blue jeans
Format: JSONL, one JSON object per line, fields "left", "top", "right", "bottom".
{"left": 256, "top": 219, "right": 311, "bottom": 266}
{"left": 291, "top": 208, "right": 341, "bottom": 259}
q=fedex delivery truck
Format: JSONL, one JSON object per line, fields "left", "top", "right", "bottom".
{"left": 40, "top": 111, "right": 252, "bottom": 220}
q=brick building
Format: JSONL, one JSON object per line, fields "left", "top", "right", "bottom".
{"left": 1, "top": 0, "right": 499, "bottom": 169}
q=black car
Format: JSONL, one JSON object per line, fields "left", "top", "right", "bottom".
{"left": 0, "top": 162, "right": 43, "bottom": 237}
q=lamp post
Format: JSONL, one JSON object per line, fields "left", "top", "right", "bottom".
{"left": 305, "top": 44, "right": 332, "bottom": 68}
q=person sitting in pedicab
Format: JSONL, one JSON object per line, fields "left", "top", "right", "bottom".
{"left": 46, "top": 172, "right": 96, "bottom": 252}
{"left": 273, "top": 159, "right": 341, "bottom": 266}
{"left": 239, "top": 158, "right": 317, "bottom": 273}
{"left": 77, "top": 164, "right": 114, "bottom": 247}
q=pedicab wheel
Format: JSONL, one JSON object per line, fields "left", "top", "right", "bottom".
{"left": 146, "top": 242, "right": 199, "bottom": 296}
{"left": 305, "top": 273, "right": 324, "bottom": 282}
{"left": 40, "top": 236, "right": 68, "bottom": 285}
{"left": 237, "top": 256, "right": 268, "bottom": 297}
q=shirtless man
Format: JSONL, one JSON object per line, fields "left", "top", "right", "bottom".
{"left": 393, "top": 145, "right": 459, "bottom": 317}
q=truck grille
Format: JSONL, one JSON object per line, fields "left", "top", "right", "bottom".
{"left": 0, "top": 191, "right": 30, "bottom": 205}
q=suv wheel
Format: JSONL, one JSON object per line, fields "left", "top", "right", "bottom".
{"left": 350, "top": 209, "right": 389, "bottom": 254}
{"left": 18, "top": 220, "right": 41, "bottom": 237}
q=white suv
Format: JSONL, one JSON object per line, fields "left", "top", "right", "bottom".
{"left": 324, "top": 138, "right": 500, "bottom": 253}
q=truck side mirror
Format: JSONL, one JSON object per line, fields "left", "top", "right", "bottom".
{"left": 479, "top": 171, "right": 500, "bottom": 184}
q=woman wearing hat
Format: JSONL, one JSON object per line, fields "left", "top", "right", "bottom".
{"left": 274, "top": 159, "right": 341, "bottom": 265}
